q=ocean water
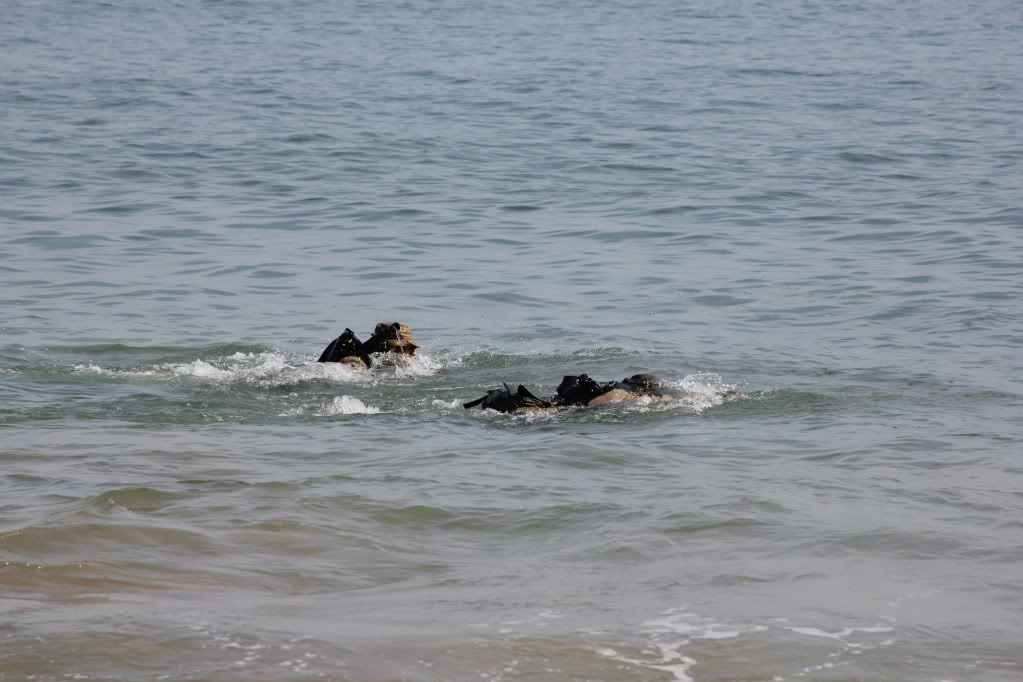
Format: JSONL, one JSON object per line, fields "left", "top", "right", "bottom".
{"left": 2, "top": 0, "right": 1023, "bottom": 680}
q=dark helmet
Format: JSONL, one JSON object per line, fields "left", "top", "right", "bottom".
{"left": 553, "top": 374, "right": 608, "bottom": 407}
{"left": 620, "top": 373, "right": 663, "bottom": 394}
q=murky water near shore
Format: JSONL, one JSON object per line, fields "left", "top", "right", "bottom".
{"left": 3, "top": 0, "right": 1023, "bottom": 680}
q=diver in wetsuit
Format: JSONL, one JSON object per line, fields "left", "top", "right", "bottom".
{"left": 317, "top": 322, "right": 419, "bottom": 369}
{"left": 463, "top": 373, "right": 667, "bottom": 414}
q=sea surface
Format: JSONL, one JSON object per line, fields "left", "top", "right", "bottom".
{"left": 2, "top": 0, "right": 1023, "bottom": 680}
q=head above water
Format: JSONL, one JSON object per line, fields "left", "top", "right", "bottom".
{"left": 316, "top": 322, "right": 419, "bottom": 366}
{"left": 365, "top": 322, "right": 419, "bottom": 356}
{"left": 339, "top": 355, "right": 369, "bottom": 369}
{"left": 554, "top": 374, "right": 608, "bottom": 406}
{"left": 620, "top": 373, "right": 663, "bottom": 393}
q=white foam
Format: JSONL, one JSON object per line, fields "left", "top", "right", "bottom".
{"left": 666, "top": 373, "right": 743, "bottom": 411}
{"left": 641, "top": 612, "right": 703, "bottom": 635}
{"left": 72, "top": 349, "right": 456, "bottom": 387}
{"left": 168, "top": 352, "right": 373, "bottom": 386}
{"left": 789, "top": 625, "right": 893, "bottom": 640}
{"left": 285, "top": 395, "right": 381, "bottom": 416}
{"left": 73, "top": 362, "right": 159, "bottom": 377}
{"left": 678, "top": 372, "right": 731, "bottom": 391}
{"left": 600, "top": 607, "right": 789, "bottom": 682}
{"left": 599, "top": 643, "right": 696, "bottom": 682}
{"left": 173, "top": 359, "right": 234, "bottom": 379}
{"left": 786, "top": 622, "right": 900, "bottom": 670}
{"left": 73, "top": 364, "right": 108, "bottom": 374}
{"left": 589, "top": 373, "right": 743, "bottom": 415}
{"left": 629, "top": 393, "right": 721, "bottom": 414}
{"left": 383, "top": 352, "right": 446, "bottom": 378}
{"left": 597, "top": 609, "right": 718, "bottom": 682}
{"left": 697, "top": 626, "right": 741, "bottom": 639}
{"left": 325, "top": 395, "right": 380, "bottom": 415}
{"left": 790, "top": 626, "right": 853, "bottom": 639}
{"left": 432, "top": 398, "right": 463, "bottom": 410}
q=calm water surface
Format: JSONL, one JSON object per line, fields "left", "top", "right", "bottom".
{"left": 2, "top": 0, "right": 1023, "bottom": 680}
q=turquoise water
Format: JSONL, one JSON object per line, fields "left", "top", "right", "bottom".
{"left": 2, "top": 0, "right": 1022, "bottom": 680}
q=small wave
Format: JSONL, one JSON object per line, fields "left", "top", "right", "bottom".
{"left": 375, "top": 352, "right": 447, "bottom": 378}
{"left": 309, "top": 395, "right": 381, "bottom": 416}
{"left": 166, "top": 352, "right": 365, "bottom": 386}
{"left": 92, "top": 487, "right": 181, "bottom": 512}
{"left": 604, "top": 607, "right": 904, "bottom": 682}
{"left": 599, "top": 608, "right": 770, "bottom": 682}
{"left": 789, "top": 625, "right": 893, "bottom": 640}
{"left": 650, "top": 373, "right": 743, "bottom": 413}
{"left": 431, "top": 399, "right": 463, "bottom": 410}
{"left": 73, "top": 350, "right": 447, "bottom": 387}
{"left": 74, "top": 364, "right": 115, "bottom": 374}
{"left": 281, "top": 395, "right": 381, "bottom": 416}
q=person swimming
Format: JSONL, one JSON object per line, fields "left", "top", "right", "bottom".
{"left": 314, "top": 329, "right": 737, "bottom": 410}
{"left": 463, "top": 373, "right": 669, "bottom": 413}
{"left": 317, "top": 322, "right": 419, "bottom": 369}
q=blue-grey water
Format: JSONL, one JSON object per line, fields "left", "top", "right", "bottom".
{"left": 2, "top": 0, "right": 1023, "bottom": 680}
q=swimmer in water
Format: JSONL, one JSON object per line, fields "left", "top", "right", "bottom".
{"left": 317, "top": 322, "right": 419, "bottom": 369}
{"left": 463, "top": 373, "right": 673, "bottom": 414}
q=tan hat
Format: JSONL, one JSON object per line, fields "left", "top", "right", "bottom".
{"left": 365, "top": 322, "right": 420, "bottom": 355}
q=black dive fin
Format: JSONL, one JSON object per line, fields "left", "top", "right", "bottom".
{"left": 517, "top": 385, "right": 540, "bottom": 400}
{"left": 317, "top": 337, "right": 341, "bottom": 363}
{"left": 317, "top": 328, "right": 366, "bottom": 364}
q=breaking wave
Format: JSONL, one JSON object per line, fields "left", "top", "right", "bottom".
{"left": 598, "top": 607, "right": 898, "bottom": 682}
{"left": 74, "top": 350, "right": 446, "bottom": 388}
{"left": 283, "top": 395, "right": 382, "bottom": 416}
